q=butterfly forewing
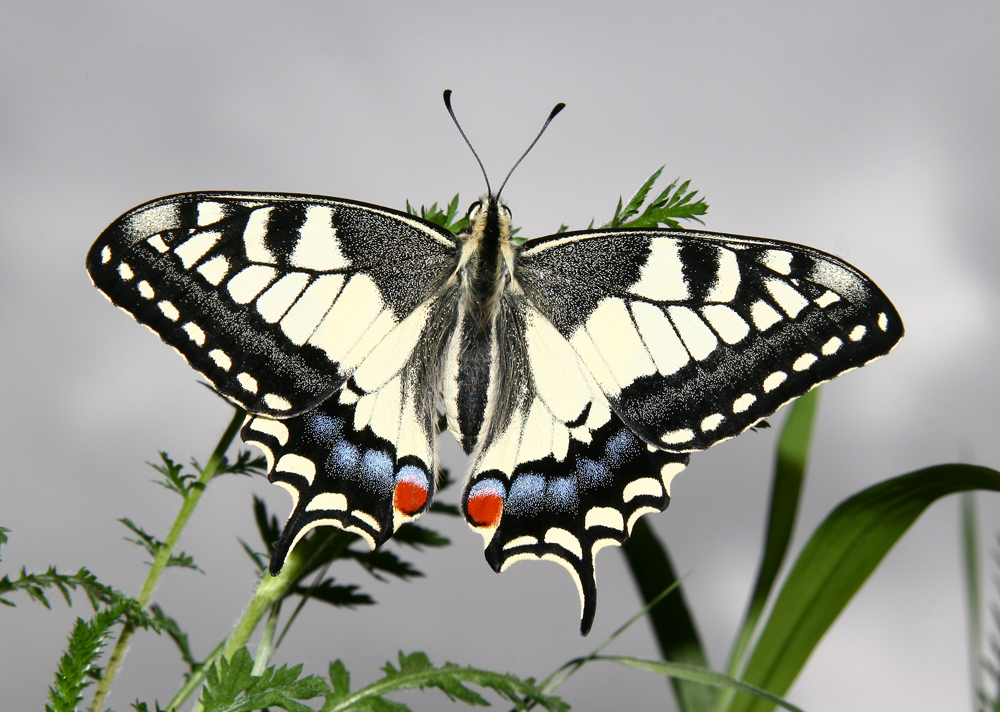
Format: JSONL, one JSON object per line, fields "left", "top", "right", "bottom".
{"left": 86, "top": 192, "right": 456, "bottom": 417}
{"left": 518, "top": 228, "right": 903, "bottom": 451}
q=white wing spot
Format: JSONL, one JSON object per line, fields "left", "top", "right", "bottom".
{"left": 209, "top": 349, "right": 231, "bottom": 371}
{"left": 306, "top": 492, "right": 348, "bottom": 511}
{"left": 733, "top": 393, "right": 756, "bottom": 413}
{"left": 182, "top": 322, "right": 206, "bottom": 346}
{"left": 544, "top": 527, "right": 584, "bottom": 559}
{"left": 700, "top": 413, "right": 724, "bottom": 432}
{"left": 101, "top": 245, "right": 111, "bottom": 263}
{"left": 174, "top": 230, "right": 221, "bottom": 269}
{"left": 197, "top": 201, "right": 226, "bottom": 226}
{"left": 157, "top": 300, "right": 179, "bottom": 321}
{"left": 585, "top": 507, "right": 625, "bottom": 530}
{"left": 815, "top": 290, "right": 840, "bottom": 308}
{"left": 276, "top": 453, "right": 316, "bottom": 484}
{"left": 701, "top": 304, "right": 750, "bottom": 344}
{"left": 822, "top": 337, "right": 843, "bottom": 355}
{"left": 878, "top": 312, "right": 889, "bottom": 331}
{"left": 248, "top": 417, "right": 289, "bottom": 445}
{"left": 762, "top": 249, "right": 793, "bottom": 275}
{"left": 668, "top": 306, "right": 717, "bottom": 361}
{"left": 243, "top": 207, "right": 276, "bottom": 264}
{"left": 227, "top": 265, "right": 277, "bottom": 304}
{"left": 662, "top": 428, "right": 694, "bottom": 444}
{"left": 137, "top": 281, "right": 155, "bottom": 299}
{"left": 118, "top": 262, "right": 134, "bottom": 281}
{"left": 765, "top": 279, "right": 809, "bottom": 318}
{"left": 706, "top": 247, "right": 740, "bottom": 302}
{"left": 264, "top": 393, "right": 293, "bottom": 411}
{"left": 624, "top": 477, "right": 663, "bottom": 502}
{"left": 290, "top": 205, "right": 350, "bottom": 271}
{"left": 763, "top": 371, "right": 787, "bottom": 392}
{"left": 849, "top": 325, "right": 867, "bottom": 341}
{"left": 147, "top": 235, "right": 169, "bottom": 253}
{"left": 629, "top": 238, "right": 688, "bottom": 301}
{"left": 503, "top": 536, "right": 539, "bottom": 549}
{"left": 237, "top": 372, "right": 258, "bottom": 393}
{"left": 793, "top": 353, "right": 818, "bottom": 371}
{"left": 751, "top": 300, "right": 782, "bottom": 331}
{"left": 197, "top": 255, "right": 230, "bottom": 286}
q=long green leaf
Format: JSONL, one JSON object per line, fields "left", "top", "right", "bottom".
{"left": 622, "top": 518, "right": 714, "bottom": 711}
{"left": 961, "top": 493, "right": 983, "bottom": 707}
{"left": 730, "top": 464, "right": 1000, "bottom": 712}
{"left": 723, "top": 391, "right": 819, "bottom": 696}
{"left": 591, "top": 656, "right": 805, "bottom": 712}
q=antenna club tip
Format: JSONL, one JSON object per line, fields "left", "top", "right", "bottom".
{"left": 443, "top": 89, "right": 453, "bottom": 106}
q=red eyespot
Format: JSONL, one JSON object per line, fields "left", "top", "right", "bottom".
{"left": 393, "top": 479, "right": 428, "bottom": 515}
{"left": 466, "top": 489, "right": 504, "bottom": 528}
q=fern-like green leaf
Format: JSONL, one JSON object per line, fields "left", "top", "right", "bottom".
{"left": 46, "top": 602, "right": 135, "bottom": 712}
{"left": 407, "top": 194, "right": 469, "bottom": 234}
{"left": 323, "top": 652, "right": 567, "bottom": 712}
{"left": 603, "top": 168, "right": 708, "bottom": 230}
{"left": 199, "top": 647, "right": 330, "bottom": 712}
{"left": 119, "top": 517, "right": 202, "bottom": 572}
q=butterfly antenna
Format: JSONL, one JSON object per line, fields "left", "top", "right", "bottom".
{"left": 444, "top": 89, "right": 492, "bottom": 196}
{"left": 496, "top": 101, "right": 566, "bottom": 198}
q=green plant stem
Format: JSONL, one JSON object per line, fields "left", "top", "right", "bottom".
{"left": 87, "top": 407, "right": 245, "bottom": 712}
{"left": 251, "top": 602, "right": 281, "bottom": 675}
{"left": 180, "top": 527, "right": 350, "bottom": 711}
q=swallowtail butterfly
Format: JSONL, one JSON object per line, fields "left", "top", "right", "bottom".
{"left": 86, "top": 92, "right": 902, "bottom": 634}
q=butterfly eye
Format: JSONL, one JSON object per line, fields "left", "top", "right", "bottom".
{"left": 501, "top": 205, "right": 513, "bottom": 221}
{"left": 467, "top": 201, "right": 483, "bottom": 219}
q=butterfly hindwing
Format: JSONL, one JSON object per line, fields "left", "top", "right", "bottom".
{"left": 459, "top": 301, "right": 690, "bottom": 634}
{"left": 518, "top": 229, "right": 903, "bottom": 451}
{"left": 242, "top": 297, "right": 447, "bottom": 571}
{"left": 86, "top": 192, "right": 456, "bottom": 418}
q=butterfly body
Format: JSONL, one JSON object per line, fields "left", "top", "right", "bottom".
{"left": 88, "top": 178, "right": 901, "bottom": 634}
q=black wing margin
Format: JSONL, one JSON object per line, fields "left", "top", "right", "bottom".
{"left": 86, "top": 192, "right": 456, "bottom": 418}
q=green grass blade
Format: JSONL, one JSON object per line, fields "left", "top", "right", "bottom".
{"left": 724, "top": 391, "right": 819, "bottom": 692}
{"left": 730, "top": 464, "right": 1000, "bottom": 712}
{"left": 961, "top": 493, "right": 983, "bottom": 708}
{"left": 622, "top": 518, "right": 715, "bottom": 711}
{"left": 590, "top": 657, "right": 805, "bottom": 712}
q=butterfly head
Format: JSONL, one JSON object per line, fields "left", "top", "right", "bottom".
{"left": 465, "top": 195, "right": 513, "bottom": 244}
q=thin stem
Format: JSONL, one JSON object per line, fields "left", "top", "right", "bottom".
{"left": 87, "top": 407, "right": 246, "bottom": 712}
{"left": 180, "top": 527, "right": 351, "bottom": 711}
{"left": 252, "top": 602, "right": 282, "bottom": 676}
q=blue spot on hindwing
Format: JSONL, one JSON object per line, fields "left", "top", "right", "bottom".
{"left": 361, "top": 449, "right": 394, "bottom": 495}
{"left": 329, "top": 440, "right": 360, "bottom": 472}
{"left": 506, "top": 474, "right": 545, "bottom": 516}
{"left": 305, "top": 411, "right": 343, "bottom": 443}
{"left": 547, "top": 477, "right": 578, "bottom": 511}
{"left": 605, "top": 428, "right": 639, "bottom": 467}
{"left": 576, "top": 456, "right": 611, "bottom": 489}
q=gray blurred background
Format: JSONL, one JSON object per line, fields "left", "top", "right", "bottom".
{"left": 2, "top": 2, "right": 998, "bottom": 710}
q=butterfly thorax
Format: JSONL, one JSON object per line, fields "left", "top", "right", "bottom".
{"left": 445, "top": 196, "right": 520, "bottom": 453}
